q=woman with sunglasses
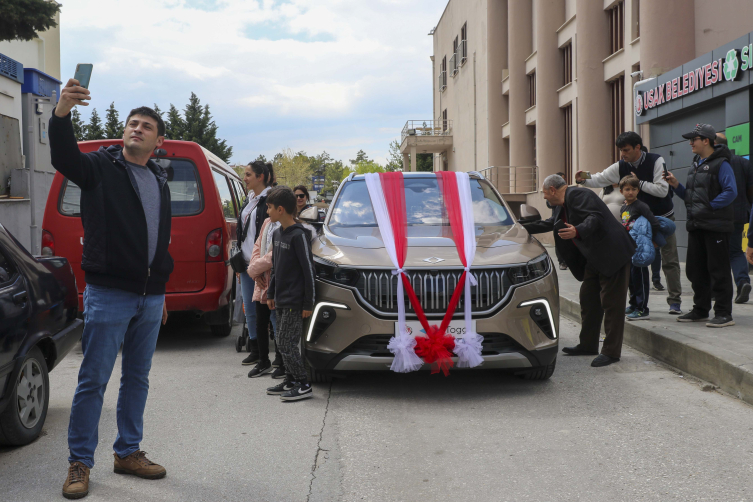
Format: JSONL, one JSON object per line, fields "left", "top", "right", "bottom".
{"left": 294, "top": 185, "right": 312, "bottom": 216}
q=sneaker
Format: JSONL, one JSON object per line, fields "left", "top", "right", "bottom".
{"left": 271, "top": 352, "right": 283, "bottom": 368}
{"left": 668, "top": 303, "right": 682, "bottom": 315}
{"left": 113, "top": 451, "right": 166, "bottom": 479}
{"left": 270, "top": 366, "right": 286, "bottom": 379}
{"left": 242, "top": 348, "right": 260, "bottom": 366}
{"left": 652, "top": 281, "right": 665, "bottom": 291}
{"left": 559, "top": 262, "right": 568, "bottom": 270}
{"left": 626, "top": 310, "right": 650, "bottom": 321}
{"left": 706, "top": 316, "right": 735, "bottom": 328}
{"left": 625, "top": 306, "right": 636, "bottom": 315}
{"left": 247, "top": 359, "right": 272, "bottom": 378}
{"left": 735, "top": 283, "right": 751, "bottom": 304}
{"left": 62, "top": 462, "right": 90, "bottom": 499}
{"left": 677, "top": 310, "right": 709, "bottom": 322}
{"left": 267, "top": 379, "right": 295, "bottom": 395}
{"left": 280, "top": 382, "right": 313, "bottom": 401}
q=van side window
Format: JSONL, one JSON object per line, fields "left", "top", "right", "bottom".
{"left": 60, "top": 181, "right": 82, "bottom": 216}
{"left": 212, "top": 171, "right": 237, "bottom": 218}
{"left": 233, "top": 180, "right": 246, "bottom": 208}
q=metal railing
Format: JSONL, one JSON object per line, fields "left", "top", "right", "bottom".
{"left": 480, "top": 166, "right": 539, "bottom": 195}
{"left": 450, "top": 53, "right": 458, "bottom": 76}
{"left": 438, "top": 70, "right": 447, "bottom": 92}
{"left": 401, "top": 120, "right": 453, "bottom": 140}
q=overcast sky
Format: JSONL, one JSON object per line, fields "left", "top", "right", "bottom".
{"left": 60, "top": 0, "right": 446, "bottom": 165}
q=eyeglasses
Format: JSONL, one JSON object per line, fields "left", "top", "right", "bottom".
{"left": 296, "top": 194, "right": 307, "bottom": 199}
{"left": 689, "top": 137, "right": 702, "bottom": 144}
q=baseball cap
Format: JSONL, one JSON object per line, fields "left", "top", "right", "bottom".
{"left": 681, "top": 123, "right": 716, "bottom": 140}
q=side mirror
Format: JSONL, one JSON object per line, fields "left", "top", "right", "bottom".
{"left": 518, "top": 204, "right": 541, "bottom": 223}
{"left": 299, "top": 206, "right": 320, "bottom": 223}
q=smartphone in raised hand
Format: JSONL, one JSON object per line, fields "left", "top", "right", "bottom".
{"left": 582, "top": 171, "right": 592, "bottom": 179}
{"left": 73, "top": 64, "right": 93, "bottom": 89}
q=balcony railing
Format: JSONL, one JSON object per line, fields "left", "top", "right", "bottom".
{"left": 450, "top": 53, "right": 458, "bottom": 76}
{"left": 401, "top": 120, "right": 453, "bottom": 140}
{"left": 459, "top": 39, "right": 467, "bottom": 65}
{"left": 438, "top": 70, "right": 447, "bottom": 92}
{"left": 480, "top": 166, "right": 539, "bottom": 195}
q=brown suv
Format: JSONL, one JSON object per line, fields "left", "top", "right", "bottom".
{"left": 300, "top": 172, "right": 558, "bottom": 381}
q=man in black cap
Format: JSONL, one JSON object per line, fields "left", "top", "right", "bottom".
{"left": 664, "top": 123, "right": 738, "bottom": 327}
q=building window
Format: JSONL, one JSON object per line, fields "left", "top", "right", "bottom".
{"left": 451, "top": 36, "right": 459, "bottom": 76}
{"left": 528, "top": 71, "right": 536, "bottom": 108}
{"left": 563, "top": 104, "right": 573, "bottom": 183}
{"left": 608, "top": 1, "right": 624, "bottom": 55}
{"left": 460, "top": 23, "right": 467, "bottom": 64}
{"left": 562, "top": 42, "right": 572, "bottom": 86}
{"left": 442, "top": 109, "right": 448, "bottom": 132}
{"left": 632, "top": 0, "right": 640, "bottom": 40}
{"left": 610, "top": 76, "right": 625, "bottom": 162}
{"left": 439, "top": 56, "right": 447, "bottom": 92}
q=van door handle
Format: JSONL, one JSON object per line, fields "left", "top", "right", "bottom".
{"left": 13, "top": 291, "right": 28, "bottom": 305}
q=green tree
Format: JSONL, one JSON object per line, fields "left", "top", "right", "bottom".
{"left": 323, "top": 160, "right": 346, "bottom": 195}
{"left": 85, "top": 109, "right": 105, "bottom": 141}
{"left": 104, "top": 102, "right": 124, "bottom": 139}
{"left": 342, "top": 159, "right": 385, "bottom": 181}
{"left": 181, "top": 93, "right": 233, "bottom": 162}
{"left": 272, "top": 148, "right": 314, "bottom": 188}
{"left": 349, "top": 149, "right": 369, "bottom": 166}
{"left": 310, "top": 151, "right": 332, "bottom": 177}
{"left": 0, "top": 0, "right": 61, "bottom": 42}
{"left": 164, "top": 104, "right": 184, "bottom": 140}
{"left": 253, "top": 154, "right": 268, "bottom": 163}
{"left": 386, "top": 139, "right": 403, "bottom": 172}
{"left": 71, "top": 108, "right": 86, "bottom": 141}
{"left": 416, "top": 153, "right": 433, "bottom": 172}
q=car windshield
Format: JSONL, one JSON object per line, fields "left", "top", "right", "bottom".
{"left": 328, "top": 178, "right": 513, "bottom": 227}
{"left": 59, "top": 158, "right": 203, "bottom": 217}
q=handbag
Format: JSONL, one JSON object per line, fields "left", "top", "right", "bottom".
{"left": 227, "top": 246, "right": 248, "bottom": 274}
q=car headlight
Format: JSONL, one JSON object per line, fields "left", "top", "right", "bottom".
{"left": 313, "top": 256, "right": 360, "bottom": 286}
{"left": 507, "top": 253, "right": 550, "bottom": 285}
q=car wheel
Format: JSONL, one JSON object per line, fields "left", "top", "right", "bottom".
{"left": 0, "top": 347, "right": 50, "bottom": 446}
{"left": 210, "top": 288, "right": 234, "bottom": 338}
{"left": 516, "top": 356, "right": 556, "bottom": 381}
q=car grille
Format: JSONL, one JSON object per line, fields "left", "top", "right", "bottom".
{"left": 346, "top": 333, "right": 522, "bottom": 356}
{"left": 355, "top": 268, "right": 512, "bottom": 314}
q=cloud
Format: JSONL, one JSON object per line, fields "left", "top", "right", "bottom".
{"left": 60, "top": 0, "right": 445, "bottom": 163}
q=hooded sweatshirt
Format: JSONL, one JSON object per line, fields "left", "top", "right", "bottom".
{"left": 267, "top": 223, "right": 315, "bottom": 311}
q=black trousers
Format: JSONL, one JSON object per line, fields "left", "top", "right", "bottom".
{"left": 578, "top": 262, "right": 630, "bottom": 359}
{"left": 255, "top": 301, "right": 280, "bottom": 364}
{"left": 628, "top": 265, "right": 650, "bottom": 313}
{"left": 686, "top": 230, "right": 734, "bottom": 317}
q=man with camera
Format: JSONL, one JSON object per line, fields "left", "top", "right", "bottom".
{"left": 574, "top": 131, "right": 682, "bottom": 315}
{"left": 50, "top": 78, "right": 174, "bottom": 499}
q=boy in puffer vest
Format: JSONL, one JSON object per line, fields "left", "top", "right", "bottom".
{"left": 620, "top": 175, "right": 661, "bottom": 321}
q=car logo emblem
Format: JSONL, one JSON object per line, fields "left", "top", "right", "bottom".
{"left": 423, "top": 257, "right": 445, "bottom": 264}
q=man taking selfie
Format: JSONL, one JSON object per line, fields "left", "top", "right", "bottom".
{"left": 575, "top": 132, "right": 683, "bottom": 315}
{"left": 49, "top": 78, "right": 174, "bottom": 499}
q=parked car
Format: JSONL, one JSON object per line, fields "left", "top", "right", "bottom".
{"left": 42, "top": 140, "right": 243, "bottom": 336}
{"left": 0, "top": 224, "right": 83, "bottom": 445}
{"left": 299, "top": 172, "right": 559, "bottom": 382}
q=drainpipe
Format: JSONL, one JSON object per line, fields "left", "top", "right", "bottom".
{"left": 473, "top": 51, "right": 477, "bottom": 172}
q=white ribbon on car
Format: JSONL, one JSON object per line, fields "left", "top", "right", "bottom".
{"left": 452, "top": 172, "right": 484, "bottom": 368}
{"left": 365, "top": 173, "right": 424, "bottom": 373}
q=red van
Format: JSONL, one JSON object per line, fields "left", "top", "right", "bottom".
{"left": 42, "top": 139, "right": 244, "bottom": 336}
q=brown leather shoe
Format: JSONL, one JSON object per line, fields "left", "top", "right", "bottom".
{"left": 113, "top": 451, "right": 166, "bottom": 479}
{"left": 62, "top": 461, "right": 90, "bottom": 499}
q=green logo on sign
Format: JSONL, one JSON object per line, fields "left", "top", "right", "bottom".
{"left": 724, "top": 49, "right": 740, "bottom": 81}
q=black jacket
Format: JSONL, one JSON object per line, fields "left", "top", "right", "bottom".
{"left": 685, "top": 145, "right": 734, "bottom": 233}
{"left": 524, "top": 187, "right": 636, "bottom": 281}
{"left": 267, "top": 223, "right": 315, "bottom": 311}
{"left": 729, "top": 154, "right": 753, "bottom": 223}
{"left": 49, "top": 111, "right": 174, "bottom": 295}
{"left": 236, "top": 193, "right": 270, "bottom": 255}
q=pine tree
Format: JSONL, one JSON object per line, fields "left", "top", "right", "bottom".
{"left": 385, "top": 139, "right": 403, "bottom": 172}
{"left": 181, "top": 93, "right": 232, "bottom": 162}
{"left": 153, "top": 104, "right": 163, "bottom": 118}
{"left": 349, "top": 150, "right": 369, "bottom": 166}
{"left": 71, "top": 108, "right": 86, "bottom": 141}
{"left": 164, "top": 104, "right": 184, "bottom": 140}
{"left": 104, "top": 102, "right": 124, "bottom": 139}
{"left": 85, "top": 109, "right": 105, "bottom": 141}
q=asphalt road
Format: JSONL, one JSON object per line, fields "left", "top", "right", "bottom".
{"left": 1, "top": 314, "right": 752, "bottom": 502}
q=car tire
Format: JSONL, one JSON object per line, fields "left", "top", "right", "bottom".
{"left": 516, "top": 356, "right": 556, "bottom": 381}
{"left": 210, "top": 285, "right": 235, "bottom": 338}
{"left": 0, "top": 347, "right": 50, "bottom": 446}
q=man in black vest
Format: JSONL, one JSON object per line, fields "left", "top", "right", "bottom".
{"left": 575, "top": 132, "right": 683, "bottom": 315}
{"left": 524, "top": 175, "right": 635, "bottom": 367}
{"left": 665, "top": 123, "right": 738, "bottom": 327}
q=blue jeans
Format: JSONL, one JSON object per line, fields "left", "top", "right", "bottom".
{"left": 68, "top": 285, "right": 164, "bottom": 468}
{"left": 651, "top": 251, "right": 662, "bottom": 283}
{"left": 240, "top": 272, "right": 257, "bottom": 340}
{"left": 730, "top": 222, "right": 751, "bottom": 289}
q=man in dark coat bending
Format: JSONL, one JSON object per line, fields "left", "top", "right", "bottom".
{"left": 524, "top": 174, "right": 636, "bottom": 367}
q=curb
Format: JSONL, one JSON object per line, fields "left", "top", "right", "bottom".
{"left": 559, "top": 294, "right": 753, "bottom": 406}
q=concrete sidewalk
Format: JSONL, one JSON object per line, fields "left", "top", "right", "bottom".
{"left": 545, "top": 246, "right": 753, "bottom": 406}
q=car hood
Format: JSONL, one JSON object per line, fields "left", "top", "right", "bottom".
{"left": 313, "top": 224, "right": 547, "bottom": 268}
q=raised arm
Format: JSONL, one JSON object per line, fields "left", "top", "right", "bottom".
{"left": 576, "top": 162, "right": 621, "bottom": 188}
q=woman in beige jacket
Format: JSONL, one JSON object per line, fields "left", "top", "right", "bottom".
{"left": 246, "top": 218, "right": 284, "bottom": 379}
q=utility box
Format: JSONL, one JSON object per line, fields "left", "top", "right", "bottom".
{"left": 21, "top": 68, "right": 60, "bottom": 103}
